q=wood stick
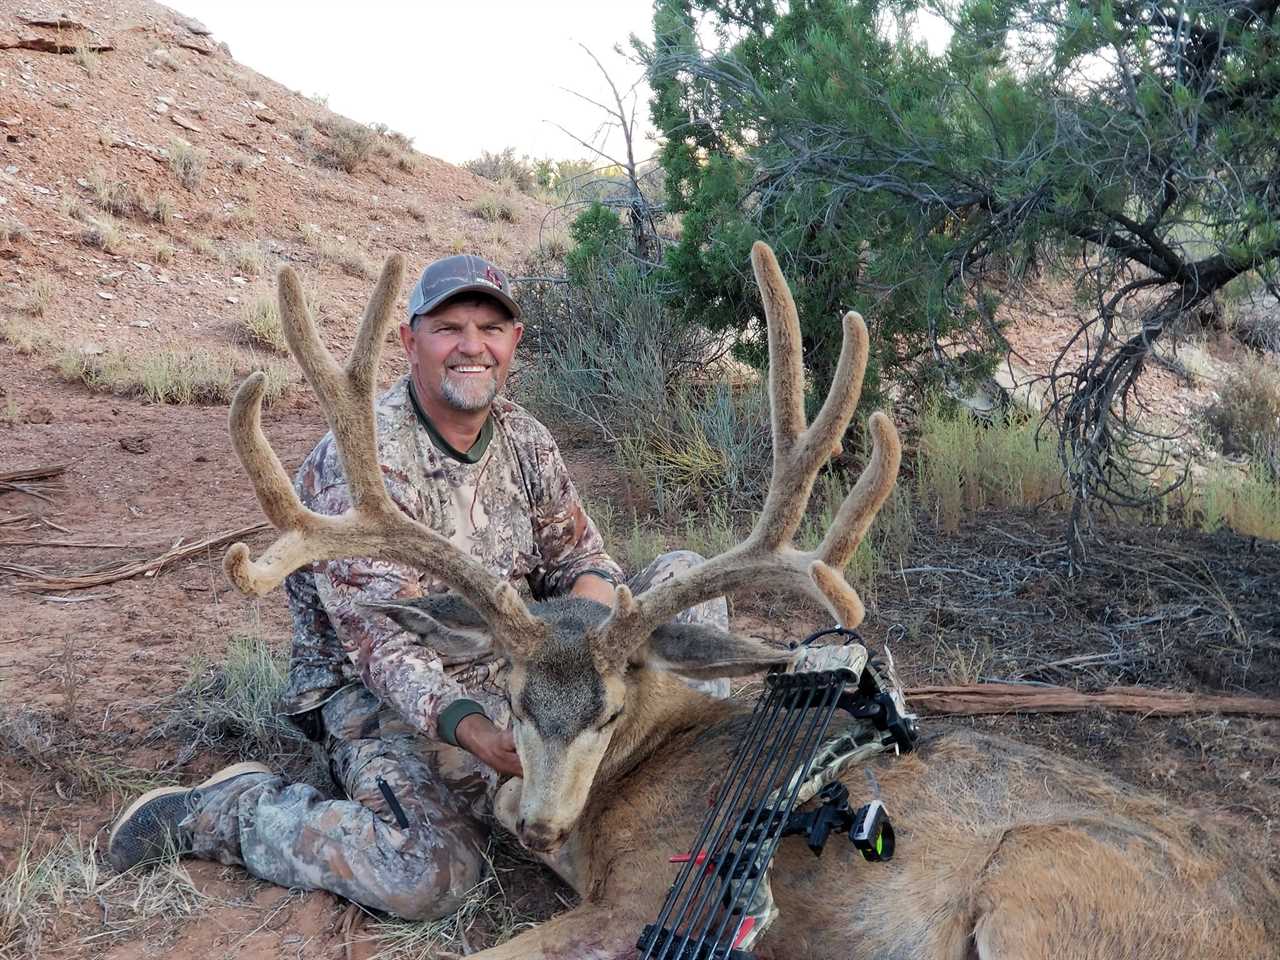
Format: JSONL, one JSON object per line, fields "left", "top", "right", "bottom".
{"left": 0, "top": 464, "right": 67, "bottom": 484}
{"left": 907, "top": 683, "right": 1280, "bottom": 718}
{"left": 3, "top": 522, "right": 269, "bottom": 592}
{"left": 0, "top": 540, "right": 132, "bottom": 549}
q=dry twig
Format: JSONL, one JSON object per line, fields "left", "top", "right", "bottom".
{"left": 1, "top": 522, "right": 268, "bottom": 592}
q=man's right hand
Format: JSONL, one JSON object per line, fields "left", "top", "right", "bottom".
{"left": 455, "top": 713, "right": 523, "bottom": 778}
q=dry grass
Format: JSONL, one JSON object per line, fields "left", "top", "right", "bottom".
{"left": 1197, "top": 463, "right": 1280, "bottom": 540}
{"left": 232, "top": 241, "right": 267, "bottom": 276}
{"left": 405, "top": 203, "right": 426, "bottom": 222}
{"left": 359, "top": 838, "right": 547, "bottom": 959}
{"left": 313, "top": 116, "right": 375, "bottom": 173}
{"left": 86, "top": 167, "right": 133, "bottom": 216}
{"left": 0, "top": 822, "right": 209, "bottom": 959}
{"left": 917, "top": 401, "right": 1066, "bottom": 531}
{"left": 58, "top": 346, "right": 291, "bottom": 405}
{"left": 72, "top": 42, "right": 98, "bottom": 77}
{"left": 469, "top": 192, "right": 519, "bottom": 223}
{"left": 237, "top": 292, "right": 286, "bottom": 352}
{"left": 189, "top": 235, "right": 217, "bottom": 258}
{"left": 167, "top": 138, "right": 206, "bottom": 191}
{"left": 20, "top": 277, "right": 56, "bottom": 317}
{"left": 1, "top": 218, "right": 30, "bottom": 244}
{"left": 151, "top": 239, "right": 176, "bottom": 265}
{"left": 0, "top": 319, "right": 55, "bottom": 355}
{"left": 81, "top": 216, "right": 129, "bottom": 255}
{"left": 229, "top": 152, "right": 258, "bottom": 174}
{"left": 157, "top": 632, "right": 304, "bottom": 762}
{"left": 143, "top": 192, "right": 177, "bottom": 226}
{"left": 0, "top": 706, "right": 172, "bottom": 802}
{"left": 1, "top": 397, "right": 19, "bottom": 426}
{"left": 318, "top": 237, "right": 375, "bottom": 279}
{"left": 1201, "top": 354, "right": 1280, "bottom": 459}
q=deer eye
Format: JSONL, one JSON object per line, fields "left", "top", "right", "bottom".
{"left": 598, "top": 709, "right": 623, "bottom": 730}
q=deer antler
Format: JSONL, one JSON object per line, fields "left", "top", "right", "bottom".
{"left": 223, "top": 255, "right": 544, "bottom": 654}
{"left": 593, "top": 241, "right": 901, "bottom": 665}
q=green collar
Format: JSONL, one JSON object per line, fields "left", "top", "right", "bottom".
{"left": 407, "top": 378, "right": 493, "bottom": 464}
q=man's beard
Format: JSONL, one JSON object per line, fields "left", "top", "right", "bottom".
{"left": 440, "top": 368, "right": 498, "bottom": 411}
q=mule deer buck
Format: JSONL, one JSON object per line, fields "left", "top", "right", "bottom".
{"left": 225, "top": 245, "right": 1278, "bottom": 958}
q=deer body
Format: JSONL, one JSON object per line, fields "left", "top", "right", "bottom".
{"left": 225, "top": 244, "right": 1278, "bottom": 958}
{"left": 491, "top": 670, "right": 1278, "bottom": 959}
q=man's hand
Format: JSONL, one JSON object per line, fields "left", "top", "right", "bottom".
{"left": 571, "top": 572, "right": 617, "bottom": 608}
{"left": 455, "top": 713, "right": 523, "bottom": 777}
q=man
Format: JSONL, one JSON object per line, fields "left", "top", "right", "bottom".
{"left": 106, "top": 254, "right": 729, "bottom": 920}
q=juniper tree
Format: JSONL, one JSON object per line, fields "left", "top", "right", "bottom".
{"left": 642, "top": 0, "right": 1280, "bottom": 556}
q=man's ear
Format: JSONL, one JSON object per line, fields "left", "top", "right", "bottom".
{"left": 635, "top": 623, "right": 791, "bottom": 679}
{"left": 359, "top": 597, "right": 493, "bottom": 664}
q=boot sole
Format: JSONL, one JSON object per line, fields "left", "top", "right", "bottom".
{"left": 108, "top": 761, "right": 272, "bottom": 852}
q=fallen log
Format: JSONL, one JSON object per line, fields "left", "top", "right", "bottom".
{"left": 907, "top": 683, "right": 1280, "bottom": 718}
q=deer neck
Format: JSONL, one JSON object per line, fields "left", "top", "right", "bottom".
{"left": 594, "top": 668, "right": 737, "bottom": 788}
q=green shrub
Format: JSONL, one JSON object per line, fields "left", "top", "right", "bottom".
{"left": 1201, "top": 355, "right": 1280, "bottom": 462}
{"left": 917, "top": 401, "right": 1065, "bottom": 531}
{"left": 464, "top": 148, "right": 535, "bottom": 194}
{"left": 313, "top": 116, "right": 375, "bottom": 173}
{"left": 469, "top": 192, "right": 518, "bottom": 223}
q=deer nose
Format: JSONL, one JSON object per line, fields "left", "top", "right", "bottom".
{"left": 519, "top": 820, "right": 566, "bottom": 854}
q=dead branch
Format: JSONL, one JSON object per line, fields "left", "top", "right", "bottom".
{"left": 2, "top": 522, "right": 269, "bottom": 592}
{"left": 909, "top": 684, "right": 1280, "bottom": 718}
{"left": 0, "top": 464, "right": 67, "bottom": 484}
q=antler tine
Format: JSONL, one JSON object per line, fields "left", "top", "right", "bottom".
{"left": 752, "top": 241, "right": 807, "bottom": 459}
{"left": 224, "top": 256, "right": 545, "bottom": 653}
{"left": 592, "top": 242, "right": 900, "bottom": 664}
{"left": 278, "top": 256, "right": 403, "bottom": 515}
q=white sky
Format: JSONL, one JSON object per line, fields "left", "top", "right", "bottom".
{"left": 170, "top": 0, "right": 660, "bottom": 165}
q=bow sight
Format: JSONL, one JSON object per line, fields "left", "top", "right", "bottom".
{"left": 637, "top": 630, "right": 917, "bottom": 960}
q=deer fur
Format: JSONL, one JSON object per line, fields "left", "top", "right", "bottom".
{"left": 224, "top": 244, "right": 1278, "bottom": 958}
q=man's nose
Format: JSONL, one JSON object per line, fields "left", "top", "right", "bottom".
{"left": 456, "top": 326, "right": 486, "bottom": 355}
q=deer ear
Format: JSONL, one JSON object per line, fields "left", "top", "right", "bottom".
{"left": 359, "top": 598, "right": 494, "bottom": 663}
{"left": 636, "top": 623, "right": 792, "bottom": 679}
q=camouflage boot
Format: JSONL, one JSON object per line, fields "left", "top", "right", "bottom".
{"left": 106, "top": 762, "right": 273, "bottom": 873}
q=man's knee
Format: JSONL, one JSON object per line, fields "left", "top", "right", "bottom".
{"left": 382, "top": 842, "right": 485, "bottom": 921}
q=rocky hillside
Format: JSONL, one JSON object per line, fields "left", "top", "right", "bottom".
{"left": 0, "top": 0, "right": 546, "bottom": 379}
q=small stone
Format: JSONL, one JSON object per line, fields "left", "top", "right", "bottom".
{"left": 171, "top": 114, "right": 202, "bottom": 133}
{"left": 97, "top": 291, "right": 115, "bottom": 300}
{"left": 32, "top": 185, "right": 50, "bottom": 194}
{"left": 129, "top": 320, "right": 151, "bottom": 328}
{"left": 231, "top": 276, "right": 247, "bottom": 285}
{"left": 119, "top": 435, "right": 151, "bottom": 454}
{"left": 3, "top": 165, "right": 16, "bottom": 174}
{"left": 153, "top": 102, "right": 169, "bottom": 114}
{"left": 225, "top": 296, "right": 238, "bottom": 304}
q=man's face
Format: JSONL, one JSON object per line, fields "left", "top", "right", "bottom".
{"left": 400, "top": 297, "right": 523, "bottom": 414}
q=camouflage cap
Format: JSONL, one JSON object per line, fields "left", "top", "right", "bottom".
{"left": 407, "top": 254, "right": 521, "bottom": 323}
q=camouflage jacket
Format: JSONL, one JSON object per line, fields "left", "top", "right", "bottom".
{"left": 280, "top": 376, "right": 621, "bottom": 740}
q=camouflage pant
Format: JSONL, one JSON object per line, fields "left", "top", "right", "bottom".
{"left": 185, "top": 550, "right": 728, "bottom": 920}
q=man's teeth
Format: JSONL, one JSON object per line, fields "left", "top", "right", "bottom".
{"left": 452, "top": 366, "right": 489, "bottom": 373}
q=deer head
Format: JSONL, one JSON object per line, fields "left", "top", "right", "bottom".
{"left": 224, "top": 243, "right": 900, "bottom": 853}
